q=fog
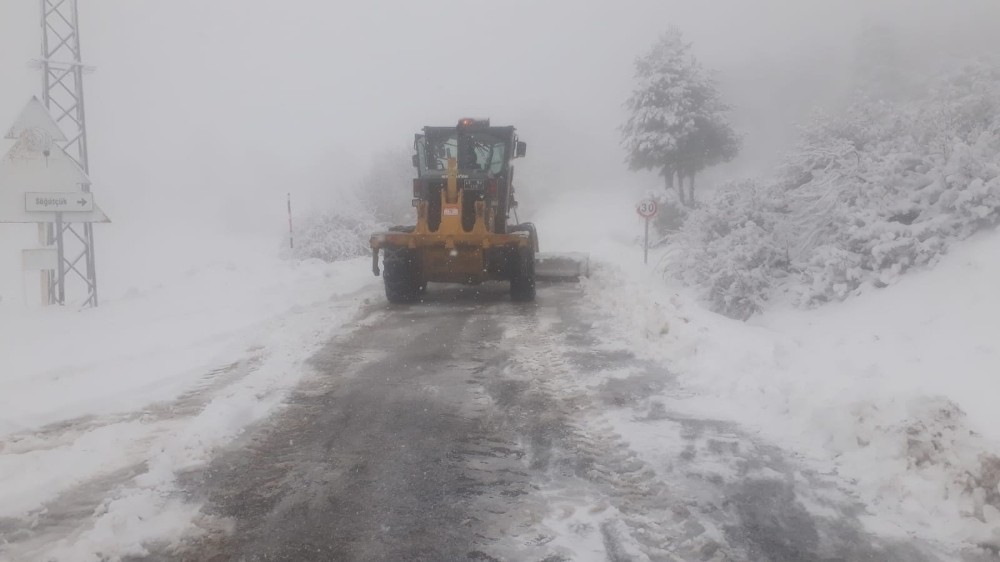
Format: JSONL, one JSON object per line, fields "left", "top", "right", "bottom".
{"left": 1, "top": 0, "right": 998, "bottom": 298}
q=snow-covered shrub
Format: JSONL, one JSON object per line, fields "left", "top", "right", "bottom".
{"left": 670, "top": 59, "right": 1000, "bottom": 318}
{"left": 286, "top": 199, "right": 383, "bottom": 263}
{"left": 672, "top": 180, "right": 788, "bottom": 319}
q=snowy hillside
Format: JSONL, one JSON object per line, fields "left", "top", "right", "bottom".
{"left": 584, "top": 227, "right": 1000, "bottom": 552}
{"left": 669, "top": 60, "right": 1000, "bottom": 319}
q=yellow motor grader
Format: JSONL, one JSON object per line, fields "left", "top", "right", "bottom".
{"left": 370, "top": 118, "right": 558, "bottom": 303}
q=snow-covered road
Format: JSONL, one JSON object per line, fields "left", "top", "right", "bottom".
{"left": 114, "top": 283, "right": 946, "bottom": 561}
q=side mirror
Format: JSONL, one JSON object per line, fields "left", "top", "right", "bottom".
{"left": 411, "top": 154, "right": 419, "bottom": 168}
{"left": 515, "top": 141, "right": 527, "bottom": 158}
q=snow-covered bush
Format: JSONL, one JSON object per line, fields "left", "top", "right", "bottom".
{"left": 672, "top": 180, "right": 788, "bottom": 319}
{"left": 669, "top": 60, "right": 1000, "bottom": 318}
{"left": 286, "top": 199, "right": 383, "bottom": 263}
{"left": 285, "top": 150, "right": 414, "bottom": 263}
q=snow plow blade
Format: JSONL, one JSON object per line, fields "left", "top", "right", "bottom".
{"left": 534, "top": 252, "right": 589, "bottom": 282}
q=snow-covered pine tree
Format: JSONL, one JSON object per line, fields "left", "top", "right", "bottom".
{"left": 621, "top": 27, "right": 740, "bottom": 206}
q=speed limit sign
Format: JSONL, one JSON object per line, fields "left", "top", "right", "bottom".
{"left": 637, "top": 199, "right": 658, "bottom": 218}
{"left": 637, "top": 198, "right": 658, "bottom": 265}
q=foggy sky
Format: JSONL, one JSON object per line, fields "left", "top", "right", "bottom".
{"left": 1, "top": 0, "right": 998, "bottom": 297}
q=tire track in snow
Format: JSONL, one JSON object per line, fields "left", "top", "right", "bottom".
{"left": 492, "top": 283, "right": 949, "bottom": 561}
{"left": 150, "top": 286, "right": 556, "bottom": 561}
{"left": 490, "top": 296, "right": 728, "bottom": 561}
{"left": 0, "top": 355, "right": 266, "bottom": 560}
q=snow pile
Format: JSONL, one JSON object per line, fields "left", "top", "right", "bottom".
{"left": 0, "top": 252, "right": 372, "bottom": 434}
{"left": 670, "top": 60, "right": 1000, "bottom": 319}
{"left": 585, "top": 228, "right": 1000, "bottom": 552}
{"left": 0, "top": 247, "right": 378, "bottom": 561}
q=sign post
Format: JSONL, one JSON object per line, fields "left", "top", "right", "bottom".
{"left": 55, "top": 212, "right": 66, "bottom": 304}
{"left": 636, "top": 199, "right": 658, "bottom": 265}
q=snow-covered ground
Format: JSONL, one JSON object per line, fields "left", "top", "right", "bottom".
{"left": 0, "top": 234, "right": 379, "bottom": 561}
{"left": 4, "top": 182, "right": 999, "bottom": 558}
{"left": 582, "top": 219, "right": 1000, "bottom": 553}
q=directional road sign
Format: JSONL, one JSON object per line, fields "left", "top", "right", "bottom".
{"left": 25, "top": 192, "right": 94, "bottom": 212}
{"left": 5, "top": 97, "right": 68, "bottom": 142}
{"left": 0, "top": 98, "right": 109, "bottom": 224}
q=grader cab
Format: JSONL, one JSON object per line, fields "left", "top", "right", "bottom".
{"left": 370, "top": 118, "right": 538, "bottom": 303}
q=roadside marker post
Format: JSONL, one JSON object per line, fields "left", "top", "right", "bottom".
{"left": 287, "top": 193, "right": 294, "bottom": 250}
{"left": 636, "top": 198, "right": 658, "bottom": 265}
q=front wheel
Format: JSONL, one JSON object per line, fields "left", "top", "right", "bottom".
{"left": 510, "top": 248, "right": 536, "bottom": 302}
{"left": 383, "top": 247, "right": 422, "bottom": 304}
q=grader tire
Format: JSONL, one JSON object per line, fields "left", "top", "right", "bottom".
{"left": 383, "top": 247, "right": 421, "bottom": 304}
{"left": 510, "top": 248, "right": 536, "bottom": 302}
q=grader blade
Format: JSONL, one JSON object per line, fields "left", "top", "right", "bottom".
{"left": 535, "top": 252, "right": 590, "bottom": 282}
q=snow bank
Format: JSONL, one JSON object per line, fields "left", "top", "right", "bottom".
{"left": 0, "top": 253, "right": 372, "bottom": 437}
{"left": 584, "top": 228, "right": 1000, "bottom": 552}
{"left": 0, "top": 244, "right": 379, "bottom": 561}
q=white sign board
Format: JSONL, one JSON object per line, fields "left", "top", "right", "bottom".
{"left": 25, "top": 192, "right": 94, "bottom": 212}
{"left": 5, "top": 97, "right": 68, "bottom": 142}
{"left": 22, "top": 248, "right": 58, "bottom": 271}
{"left": 0, "top": 99, "right": 110, "bottom": 224}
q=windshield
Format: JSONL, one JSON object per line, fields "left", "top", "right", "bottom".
{"left": 468, "top": 133, "right": 507, "bottom": 174}
{"left": 418, "top": 131, "right": 507, "bottom": 175}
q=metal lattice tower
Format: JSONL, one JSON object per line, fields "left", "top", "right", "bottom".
{"left": 39, "top": 0, "right": 99, "bottom": 306}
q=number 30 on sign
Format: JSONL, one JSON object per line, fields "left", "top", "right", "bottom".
{"left": 637, "top": 199, "right": 658, "bottom": 218}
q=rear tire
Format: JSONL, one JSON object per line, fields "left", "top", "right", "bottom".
{"left": 510, "top": 248, "right": 536, "bottom": 302}
{"left": 383, "top": 247, "right": 421, "bottom": 304}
